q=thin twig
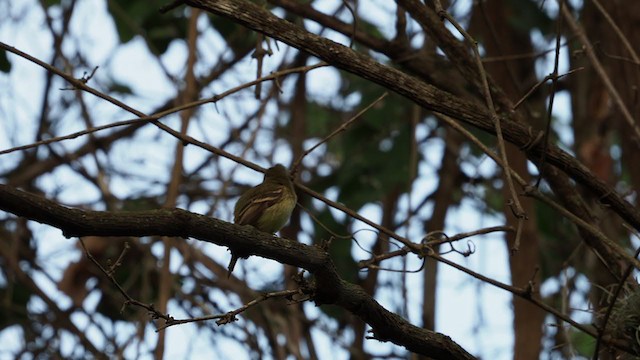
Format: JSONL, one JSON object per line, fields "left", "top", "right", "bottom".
{"left": 430, "top": 252, "right": 599, "bottom": 339}
{"left": 524, "top": 186, "right": 640, "bottom": 271}
{"left": 434, "top": 3, "right": 526, "bottom": 252}
{"left": 107, "top": 242, "right": 130, "bottom": 277}
{"left": 482, "top": 40, "right": 571, "bottom": 63}
{"left": 341, "top": 0, "right": 357, "bottom": 48}
{"left": 1, "top": 40, "right": 422, "bottom": 256}
{"left": 535, "top": 0, "right": 564, "bottom": 188}
{"left": 435, "top": 113, "right": 527, "bottom": 186}
{"left": 291, "top": 92, "right": 388, "bottom": 174}
{"left": 512, "top": 67, "right": 584, "bottom": 111}
{"left": 591, "top": 0, "right": 640, "bottom": 65}
{"left": 253, "top": 34, "right": 269, "bottom": 99}
{"left": 159, "top": 0, "right": 184, "bottom": 13}
{"left": 78, "top": 238, "right": 173, "bottom": 323}
{"left": 297, "top": 182, "right": 420, "bottom": 252}
{"left": 561, "top": 1, "right": 640, "bottom": 143}
{"left": 0, "top": 48, "right": 326, "bottom": 156}
{"left": 0, "top": 118, "right": 146, "bottom": 155}
{"left": 156, "top": 289, "right": 303, "bottom": 331}
{"left": 427, "top": 226, "right": 515, "bottom": 247}
{"left": 436, "top": 112, "right": 640, "bottom": 271}
{"left": 358, "top": 226, "right": 514, "bottom": 268}
{"left": 296, "top": 202, "right": 354, "bottom": 240}
{"left": 592, "top": 238, "right": 640, "bottom": 359}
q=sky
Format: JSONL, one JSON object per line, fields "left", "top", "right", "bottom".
{"left": 0, "top": 0, "right": 583, "bottom": 359}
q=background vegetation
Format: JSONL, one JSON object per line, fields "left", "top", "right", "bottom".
{"left": 1, "top": 0, "right": 639, "bottom": 359}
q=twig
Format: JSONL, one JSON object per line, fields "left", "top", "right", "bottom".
{"left": 297, "top": 182, "right": 420, "bottom": 252}
{"left": 591, "top": 0, "right": 640, "bottom": 65}
{"left": 341, "top": 0, "right": 357, "bottom": 48}
{"left": 159, "top": 0, "right": 185, "bottom": 13}
{"left": 429, "top": 252, "right": 599, "bottom": 339}
{"left": 482, "top": 40, "right": 571, "bottom": 63}
{"left": 156, "top": 289, "right": 303, "bottom": 331}
{"left": 107, "top": 242, "right": 130, "bottom": 277}
{"left": 78, "top": 238, "right": 173, "bottom": 323}
{"left": 512, "top": 67, "right": 584, "bottom": 111}
{"left": 524, "top": 186, "right": 640, "bottom": 271}
{"left": 0, "top": 118, "right": 146, "bottom": 155}
{"left": 0, "top": 40, "right": 423, "bottom": 257}
{"left": 427, "top": 226, "right": 515, "bottom": 247}
{"left": 561, "top": 1, "right": 640, "bottom": 143}
{"left": 436, "top": 113, "right": 527, "bottom": 187}
{"left": 291, "top": 92, "right": 388, "bottom": 174}
{"left": 535, "top": 0, "right": 564, "bottom": 188}
{"left": 252, "top": 34, "right": 270, "bottom": 99}
{"left": 0, "top": 46, "right": 326, "bottom": 156}
{"left": 60, "top": 66, "right": 99, "bottom": 89}
{"left": 436, "top": 112, "right": 640, "bottom": 271}
{"left": 592, "top": 238, "right": 640, "bottom": 359}
{"left": 433, "top": 2, "right": 527, "bottom": 252}
{"left": 296, "top": 202, "right": 354, "bottom": 240}
{"left": 358, "top": 226, "right": 513, "bottom": 269}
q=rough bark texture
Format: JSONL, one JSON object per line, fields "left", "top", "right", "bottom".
{"left": 0, "top": 184, "right": 475, "bottom": 360}
{"left": 182, "top": 0, "right": 640, "bottom": 238}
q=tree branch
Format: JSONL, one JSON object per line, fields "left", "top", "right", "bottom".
{"left": 0, "top": 184, "right": 475, "bottom": 359}
{"left": 180, "top": 0, "right": 640, "bottom": 238}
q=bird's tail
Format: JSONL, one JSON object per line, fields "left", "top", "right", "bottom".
{"left": 227, "top": 254, "right": 239, "bottom": 278}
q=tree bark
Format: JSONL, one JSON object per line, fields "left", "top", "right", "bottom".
{"left": 0, "top": 183, "right": 475, "bottom": 360}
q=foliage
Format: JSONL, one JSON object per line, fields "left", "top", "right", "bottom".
{"left": 1, "top": 0, "right": 639, "bottom": 359}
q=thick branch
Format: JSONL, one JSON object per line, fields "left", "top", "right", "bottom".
{"left": 0, "top": 184, "right": 474, "bottom": 359}
{"left": 181, "top": 0, "right": 640, "bottom": 234}
{"left": 0, "top": 184, "right": 324, "bottom": 269}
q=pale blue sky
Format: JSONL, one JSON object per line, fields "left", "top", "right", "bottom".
{"left": 0, "top": 0, "right": 583, "bottom": 359}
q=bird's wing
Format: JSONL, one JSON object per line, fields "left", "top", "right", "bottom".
{"left": 234, "top": 186, "right": 285, "bottom": 226}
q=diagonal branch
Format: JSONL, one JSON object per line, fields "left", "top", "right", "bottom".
{"left": 0, "top": 183, "right": 474, "bottom": 359}
{"left": 561, "top": 1, "right": 640, "bottom": 142}
{"left": 178, "top": 0, "right": 640, "bottom": 237}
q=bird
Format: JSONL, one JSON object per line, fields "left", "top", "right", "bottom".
{"left": 228, "top": 164, "right": 297, "bottom": 277}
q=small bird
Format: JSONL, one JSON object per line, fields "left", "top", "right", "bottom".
{"left": 229, "top": 164, "right": 297, "bottom": 277}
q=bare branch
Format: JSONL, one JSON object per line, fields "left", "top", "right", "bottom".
{"left": 0, "top": 184, "right": 474, "bottom": 360}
